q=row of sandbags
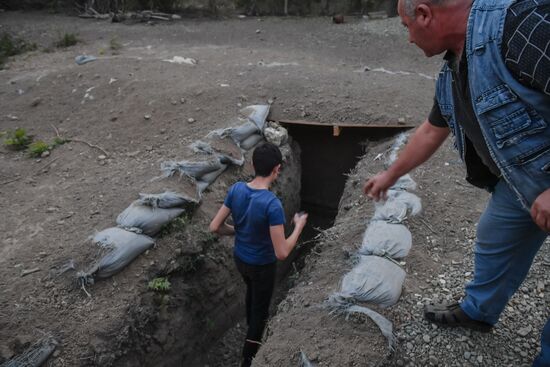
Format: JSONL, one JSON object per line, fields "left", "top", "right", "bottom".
{"left": 328, "top": 133, "right": 422, "bottom": 350}
{"left": 159, "top": 105, "right": 272, "bottom": 197}
{"left": 75, "top": 105, "right": 273, "bottom": 286}
{"left": 4, "top": 106, "right": 280, "bottom": 367}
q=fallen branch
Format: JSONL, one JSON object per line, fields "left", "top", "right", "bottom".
{"left": 51, "top": 124, "right": 109, "bottom": 157}
{"left": 1, "top": 177, "right": 21, "bottom": 185}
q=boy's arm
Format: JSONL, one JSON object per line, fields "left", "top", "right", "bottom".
{"left": 209, "top": 204, "right": 235, "bottom": 236}
{"left": 269, "top": 213, "right": 308, "bottom": 260}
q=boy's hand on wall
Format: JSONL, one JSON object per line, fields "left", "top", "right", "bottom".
{"left": 293, "top": 212, "right": 308, "bottom": 228}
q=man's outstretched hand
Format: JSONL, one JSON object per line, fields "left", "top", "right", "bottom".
{"left": 531, "top": 188, "right": 550, "bottom": 232}
{"left": 363, "top": 170, "right": 398, "bottom": 201}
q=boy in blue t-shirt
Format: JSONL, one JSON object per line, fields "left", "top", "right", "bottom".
{"left": 209, "top": 142, "right": 308, "bottom": 367}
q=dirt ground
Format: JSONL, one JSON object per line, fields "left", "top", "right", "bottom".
{"left": 3, "top": 10, "right": 544, "bottom": 367}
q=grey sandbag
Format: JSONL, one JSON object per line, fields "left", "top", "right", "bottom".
{"left": 239, "top": 133, "right": 264, "bottom": 150}
{"left": 359, "top": 221, "right": 412, "bottom": 259}
{"left": 160, "top": 159, "right": 224, "bottom": 179}
{"left": 137, "top": 192, "right": 197, "bottom": 209}
{"left": 391, "top": 174, "right": 417, "bottom": 190}
{"left": 0, "top": 336, "right": 57, "bottom": 367}
{"left": 346, "top": 305, "right": 396, "bottom": 350}
{"left": 372, "top": 189, "right": 422, "bottom": 223}
{"left": 117, "top": 203, "right": 185, "bottom": 236}
{"left": 338, "top": 255, "right": 406, "bottom": 308}
{"left": 91, "top": 227, "right": 154, "bottom": 279}
{"left": 229, "top": 121, "right": 259, "bottom": 143}
{"left": 241, "top": 104, "right": 270, "bottom": 130}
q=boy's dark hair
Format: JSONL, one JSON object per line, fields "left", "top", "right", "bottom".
{"left": 252, "top": 142, "right": 283, "bottom": 177}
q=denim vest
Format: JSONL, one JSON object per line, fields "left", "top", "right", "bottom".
{"left": 435, "top": 0, "right": 550, "bottom": 209}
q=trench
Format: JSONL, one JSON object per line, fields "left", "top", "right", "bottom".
{"left": 114, "top": 124, "right": 408, "bottom": 367}
{"left": 195, "top": 124, "right": 407, "bottom": 367}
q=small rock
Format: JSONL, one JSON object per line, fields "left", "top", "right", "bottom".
{"left": 517, "top": 325, "right": 533, "bottom": 337}
{"left": 423, "top": 334, "right": 431, "bottom": 343}
{"left": 255, "top": 29, "right": 261, "bottom": 34}
{"left": 98, "top": 155, "right": 107, "bottom": 160}
{"left": 30, "top": 97, "right": 43, "bottom": 107}
{"left": 464, "top": 351, "right": 471, "bottom": 359}
{"left": 126, "top": 150, "right": 140, "bottom": 157}
{"left": 477, "top": 356, "right": 483, "bottom": 363}
{"left": 180, "top": 98, "right": 186, "bottom": 104}
{"left": 187, "top": 118, "right": 195, "bottom": 123}
{"left": 41, "top": 150, "right": 50, "bottom": 158}
{"left": 172, "top": 14, "right": 181, "bottom": 20}
{"left": 170, "top": 99, "right": 178, "bottom": 105}
{"left": 144, "top": 114, "right": 152, "bottom": 120}
{"left": 398, "top": 117, "right": 406, "bottom": 124}
{"left": 46, "top": 207, "right": 57, "bottom": 213}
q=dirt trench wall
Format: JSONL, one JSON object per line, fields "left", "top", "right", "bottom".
{"left": 97, "top": 139, "right": 301, "bottom": 367}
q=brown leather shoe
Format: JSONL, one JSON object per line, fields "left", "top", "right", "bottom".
{"left": 423, "top": 302, "right": 493, "bottom": 333}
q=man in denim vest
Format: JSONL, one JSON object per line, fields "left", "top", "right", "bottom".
{"left": 363, "top": 0, "right": 549, "bottom": 365}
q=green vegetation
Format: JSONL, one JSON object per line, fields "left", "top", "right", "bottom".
{"left": 109, "top": 37, "right": 122, "bottom": 52}
{"left": 3, "top": 128, "right": 32, "bottom": 150}
{"left": 0, "top": 33, "right": 37, "bottom": 69}
{"left": 159, "top": 215, "right": 190, "bottom": 237}
{"left": 148, "top": 277, "right": 171, "bottom": 292}
{"left": 27, "top": 140, "right": 50, "bottom": 157}
{"left": 55, "top": 32, "right": 79, "bottom": 48}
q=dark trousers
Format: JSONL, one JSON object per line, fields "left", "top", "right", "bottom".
{"left": 234, "top": 256, "right": 276, "bottom": 366}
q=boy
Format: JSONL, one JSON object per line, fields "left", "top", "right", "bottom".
{"left": 209, "top": 142, "right": 308, "bottom": 367}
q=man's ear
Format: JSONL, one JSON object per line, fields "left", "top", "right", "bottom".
{"left": 272, "top": 164, "right": 281, "bottom": 176}
{"left": 415, "top": 3, "right": 432, "bottom": 27}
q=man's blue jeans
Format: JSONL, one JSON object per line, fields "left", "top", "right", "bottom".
{"left": 459, "top": 180, "right": 549, "bottom": 366}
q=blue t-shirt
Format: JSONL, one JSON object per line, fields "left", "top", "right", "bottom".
{"left": 224, "top": 182, "right": 285, "bottom": 265}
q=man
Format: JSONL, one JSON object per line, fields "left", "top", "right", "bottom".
{"left": 209, "top": 142, "right": 308, "bottom": 367}
{"left": 363, "top": 0, "right": 550, "bottom": 365}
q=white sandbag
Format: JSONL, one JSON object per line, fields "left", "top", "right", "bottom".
{"left": 239, "top": 133, "right": 264, "bottom": 150}
{"left": 372, "top": 190, "right": 422, "bottom": 223}
{"left": 117, "top": 203, "right": 185, "bottom": 236}
{"left": 339, "top": 255, "right": 405, "bottom": 308}
{"left": 92, "top": 227, "right": 154, "bottom": 279}
{"left": 359, "top": 221, "right": 412, "bottom": 259}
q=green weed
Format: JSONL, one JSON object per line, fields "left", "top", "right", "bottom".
{"left": 55, "top": 33, "right": 79, "bottom": 48}
{"left": 109, "top": 37, "right": 122, "bottom": 51}
{"left": 148, "top": 277, "right": 171, "bottom": 292}
{"left": 28, "top": 140, "right": 50, "bottom": 157}
{"left": 0, "top": 33, "right": 37, "bottom": 69}
{"left": 3, "top": 128, "right": 32, "bottom": 150}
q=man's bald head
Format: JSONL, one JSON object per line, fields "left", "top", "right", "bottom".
{"left": 400, "top": 0, "right": 462, "bottom": 18}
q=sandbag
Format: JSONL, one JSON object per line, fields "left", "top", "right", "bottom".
{"left": 239, "top": 133, "right": 264, "bottom": 150}
{"left": 339, "top": 255, "right": 405, "bottom": 308}
{"left": 241, "top": 104, "right": 270, "bottom": 130}
{"left": 0, "top": 336, "right": 57, "bottom": 367}
{"left": 91, "top": 228, "right": 154, "bottom": 279}
{"left": 372, "top": 190, "right": 421, "bottom": 223}
{"left": 229, "top": 121, "right": 260, "bottom": 143}
{"left": 160, "top": 159, "right": 224, "bottom": 179}
{"left": 117, "top": 203, "right": 184, "bottom": 236}
{"left": 359, "top": 221, "right": 412, "bottom": 259}
{"left": 137, "top": 192, "right": 197, "bottom": 209}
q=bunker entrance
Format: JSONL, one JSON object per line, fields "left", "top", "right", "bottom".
{"left": 282, "top": 121, "right": 411, "bottom": 240}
